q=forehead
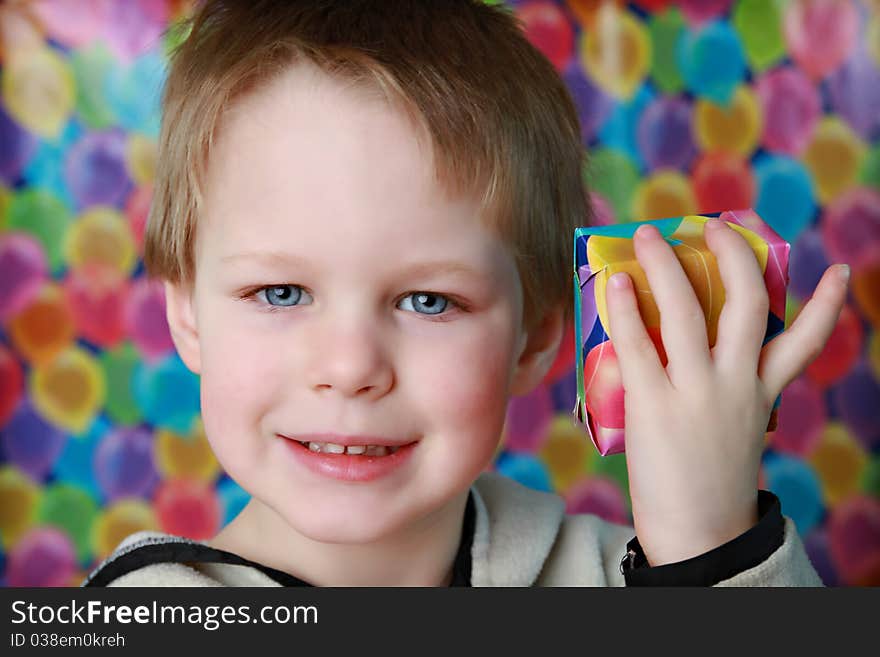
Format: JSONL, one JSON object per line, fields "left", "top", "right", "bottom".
{"left": 197, "top": 62, "right": 517, "bottom": 284}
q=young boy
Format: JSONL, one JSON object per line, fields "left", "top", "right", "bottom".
{"left": 83, "top": 0, "right": 847, "bottom": 587}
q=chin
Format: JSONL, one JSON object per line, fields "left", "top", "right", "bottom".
{"left": 279, "top": 505, "right": 410, "bottom": 544}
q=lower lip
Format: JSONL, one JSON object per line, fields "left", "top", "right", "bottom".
{"left": 280, "top": 436, "right": 418, "bottom": 482}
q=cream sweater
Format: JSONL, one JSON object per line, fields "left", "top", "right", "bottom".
{"left": 83, "top": 471, "right": 822, "bottom": 587}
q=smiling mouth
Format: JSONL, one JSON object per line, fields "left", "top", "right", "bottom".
{"left": 294, "top": 440, "right": 401, "bottom": 456}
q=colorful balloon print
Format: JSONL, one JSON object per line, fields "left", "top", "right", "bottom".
{"left": 99, "top": 342, "right": 144, "bottom": 426}
{"left": 637, "top": 95, "right": 696, "bottom": 170}
{"left": 1, "top": 401, "right": 66, "bottom": 480}
{"left": 731, "top": 0, "right": 784, "bottom": 72}
{"left": 754, "top": 154, "right": 816, "bottom": 243}
{"left": 518, "top": 2, "right": 574, "bottom": 72}
{"left": 6, "top": 189, "right": 71, "bottom": 273}
{"left": 770, "top": 377, "right": 827, "bottom": 457}
{"left": 20, "top": 120, "right": 82, "bottom": 210}
{"left": 598, "top": 84, "right": 654, "bottom": 168}
{"left": 155, "top": 478, "right": 222, "bottom": 541}
{"left": 762, "top": 453, "right": 824, "bottom": 536}
{"left": 783, "top": 0, "right": 859, "bottom": 80}
{"left": 755, "top": 67, "right": 820, "bottom": 156}
{"left": 64, "top": 128, "right": 131, "bottom": 209}
{"left": 36, "top": 483, "right": 98, "bottom": 564}
{"left": 633, "top": 169, "right": 696, "bottom": 220}
{"left": 63, "top": 264, "right": 130, "bottom": 348}
{"left": 810, "top": 423, "right": 868, "bottom": 508}
{"left": 69, "top": 42, "right": 117, "bottom": 129}
{"left": 103, "top": 52, "right": 164, "bottom": 136}
{"left": 677, "top": 20, "right": 745, "bottom": 104}
{"left": 821, "top": 187, "right": 880, "bottom": 269}
{"left": 789, "top": 228, "right": 831, "bottom": 302}
{"left": 0, "top": 232, "right": 48, "bottom": 322}
{"left": 494, "top": 452, "right": 554, "bottom": 493}
{"left": 30, "top": 346, "right": 105, "bottom": 434}
{"left": 94, "top": 426, "right": 159, "bottom": 501}
{"left": 52, "top": 417, "right": 105, "bottom": 500}
{"left": 803, "top": 118, "right": 867, "bottom": 205}
{"left": 827, "top": 495, "right": 880, "bottom": 585}
{"left": 125, "top": 134, "right": 157, "bottom": 185}
{"left": 580, "top": 6, "right": 650, "bottom": 100}
{"left": 155, "top": 421, "right": 221, "bottom": 483}
{"left": 678, "top": 0, "right": 731, "bottom": 27}
{"left": 6, "top": 526, "right": 77, "bottom": 587}
{"left": 647, "top": 7, "right": 685, "bottom": 94}
{"left": 0, "top": 346, "right": 24, "bottom": 428}
{"left": 92, "top": 499, "right": 158, "bottom": 560}
{"left": 125, "top": 276, "right": 175, "bottom": 359}
{"left": 0, "top": 466, "right": 40, "bottom": 549}
{"left": 1, "top": 46, "right": 75, "bottom": 139}
{"left": 64, "top": 206, "right": 136, "bottom": 274}
{"left": 503, "top": 386, "right": 554, "bottom": 452}
{"left": 539, "top": 415, "right": 595, "bottom": 492}
{"left": 0, "top": 0, "right": 876, "bottom": 589}
{"left": 691, "top": 150, "right": 754, "bottom": 214}
{"left": 693, "top": 86, "right": 761, "bottom": 156}
{"left": 831, "top": 363, "right": 880, "bottom": 451}
{"left": 804, "top": 305, "right": 864, "bottom": 388}
{"left": 587, "top": 148, "right": 640, "bottom": 222}
{"left": 217, "top": 477, "right": 251, "bottom": 526}
{"left": 0, "top": 104, "right": 38, "bottom": 184}
{"left": 103, "top": 0, "right": 170, "bottom": 63}
{"left": 565, "top": 476, "right": 629, "bottom": 525}
{"left": 133, "top": 353, "right": 200, "bottom": 434}
{"left": 827, "top": 45, "right": 880, "bottom": 142}
{"left": 7, "top": 282, "right": 76, "bottom": 365}
{"left": 29, "top": 0, "right": 108, "bottom": 49}
{"left": 851, "top": 250, "right": 880, "bottom": 330}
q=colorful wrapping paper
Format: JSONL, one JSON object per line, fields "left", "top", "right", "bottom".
{"left": 573, "top": 209, "right": 789, "bottom": 455}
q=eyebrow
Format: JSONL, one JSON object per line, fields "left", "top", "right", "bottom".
{"left": 219, "top": 251, "right": 490, "bottom": 281}
{"left": 221, "top": 251, "right": 313, "bottom": 268}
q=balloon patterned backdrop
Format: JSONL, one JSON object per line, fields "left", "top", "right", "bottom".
{"left": 0, "top": 0, "right": 878, "bottom": 586}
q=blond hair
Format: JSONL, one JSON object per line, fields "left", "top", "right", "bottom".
{"left": 145, "top": 0, "right": 591, "bottom": 328}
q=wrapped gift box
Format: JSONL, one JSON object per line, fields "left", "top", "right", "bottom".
{"left": 573, "top": 209, "right": 789, "bottom": 455}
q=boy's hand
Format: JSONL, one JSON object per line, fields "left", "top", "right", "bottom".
{"left": 605, "top": 218, "right": 849, "bottom": 567}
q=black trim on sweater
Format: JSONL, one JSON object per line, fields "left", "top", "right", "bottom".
{"left": 620, "top": 489, "right": 785, "bottom": 586}
{"left": 82, "top": 539, "right": 312, "bottom": 587}
{"left": 83, "top": 492, "right": 476, "bottom": 587}
{"left": 83, "top": 488, "right": 785, "bottom": 587}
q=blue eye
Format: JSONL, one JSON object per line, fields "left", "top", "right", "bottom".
{"left": 259, "top": 285, "right": 310, "bottom": 307}
{"left": 399, "top": 292, "right": 448, "bottom": 315}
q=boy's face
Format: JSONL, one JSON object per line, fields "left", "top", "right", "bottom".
{"left": 165, "top": 64, "right": 561, "bottom": 543}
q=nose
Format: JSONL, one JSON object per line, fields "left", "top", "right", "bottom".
{"left": 305, "top": 320, "right": 394, "bottom": 400}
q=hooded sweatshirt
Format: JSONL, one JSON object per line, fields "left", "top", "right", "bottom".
{"left": 82, "top": 472, "right": 822, "bottom": 587}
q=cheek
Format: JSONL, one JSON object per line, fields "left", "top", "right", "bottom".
{"left": 195, "top": 314, "right": 286, "bottom": 466}
{"left": 415, "top": 320, "right": 517, "bottom": 445}
{"left": 198, "top": 352, "right": 261, "bottom": 472}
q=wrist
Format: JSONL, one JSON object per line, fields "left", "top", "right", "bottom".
{"left": 621, "top": 491, "right": 785, "bottom": 586}
{"left": 635, "top": 501, "right": 760, "bottom": 567}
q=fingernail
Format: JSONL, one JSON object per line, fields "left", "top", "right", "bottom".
{"left": 610, "top": 272, "right": 629, "bottom": 290}
{"left": 706, "top": 218, "right": 725, "bottom": 231}
{"left": 636, "top": 224, "right": 658, "bottom": 240}
{"left": 838, "top": 264, "right": 850, "bottom": 284}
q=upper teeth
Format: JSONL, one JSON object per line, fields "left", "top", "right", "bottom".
{"left": 303, "top": 441, "right": 399, "bottom": 456}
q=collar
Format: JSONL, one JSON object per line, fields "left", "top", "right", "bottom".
{"left": 469, "top": 471, "right": 566, "bottom": 586}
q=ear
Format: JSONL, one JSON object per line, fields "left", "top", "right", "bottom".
{"left": 510, "top": 304, "right": 566, "bottom": 397}
{"left": 164, "top": 280, "right": 201, "bottom": 374}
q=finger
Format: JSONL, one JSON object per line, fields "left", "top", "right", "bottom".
{"left": 703, "top": 218, "right": 769, "bottom": 374}
{"left": 632, "top": 224, "right": 713, "bottom": 387}
{"left": 605, "top": 270, "right": 670, "bottom": 396}
{"left": 758, "top": 264, "right": 849, "bottom": 399}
